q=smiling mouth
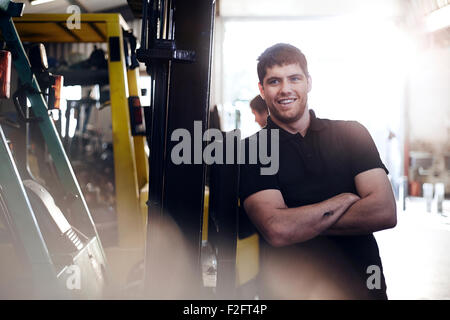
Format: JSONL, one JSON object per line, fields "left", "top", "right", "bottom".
{"left": 276, "top": 98, "right": 297, "bottom": 105}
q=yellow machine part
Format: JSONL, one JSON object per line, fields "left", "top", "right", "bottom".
{"left": 127, "top": 67, "right": 149, "bottom": 236}
{"left": 202, "top": 186, "right": 209, "bottom": 241}
{"left": 103, "top": 18, "right": 148, "bottom": 290}
{"left": 13, "top": 14, "right": 118, "bottom": 43}
{"left": 235, "top": 233, "right": 259, "bottom": 286}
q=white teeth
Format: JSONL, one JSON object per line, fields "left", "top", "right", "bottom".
{"left": 278, "top": 99, "right": 295, "bottom": 104}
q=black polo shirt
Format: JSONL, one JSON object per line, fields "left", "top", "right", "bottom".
{"left": 239, "top": 109, "right": 389, "bottom": 299}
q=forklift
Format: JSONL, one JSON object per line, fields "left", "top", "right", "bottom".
{"left": 0, "top": 0, "right": 106, "bottom": 299}
{"left": 11, "top": 12, "right": 150, "bottom": 293}
{"left": 0, "top": 0, "right": 259, "bottom": 299}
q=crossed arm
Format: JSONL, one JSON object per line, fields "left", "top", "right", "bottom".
{"left": 243, "top": 168, "right": 397, "bottom": 247}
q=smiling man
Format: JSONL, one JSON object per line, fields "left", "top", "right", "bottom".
{"left": 239, "top": 43, "right": 397, "bottom": 299}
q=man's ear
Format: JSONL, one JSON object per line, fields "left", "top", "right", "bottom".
{"left": 258, "top": 82, "right": 265, "bottom": 100}
{"left": 307, "top": 76, "right": 312, "bottom": 93}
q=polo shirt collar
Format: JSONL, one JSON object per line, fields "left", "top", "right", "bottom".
{"left": 265, "top": 109, "right": 327, "bottom": 140}
{"left": 309, "top": 109, "right": 327, "bottom": 131}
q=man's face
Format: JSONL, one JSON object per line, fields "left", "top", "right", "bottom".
{"left": 251, "top": 108, "right": 268, "bottom": 128}
{"left": 258, "top": 63, "right": 311, "bottom": 124}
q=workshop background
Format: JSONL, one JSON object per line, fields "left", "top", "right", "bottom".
{"left": 0, "top": 0, "right": 449, "bottom": 300}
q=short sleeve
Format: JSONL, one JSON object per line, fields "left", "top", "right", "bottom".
{"left": 239, "top": 135, "right": 280, "bottom": 202}
{"left": 344, "top": 121, "right": 389, "bottom": 177}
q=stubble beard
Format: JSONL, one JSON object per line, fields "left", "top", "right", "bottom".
{"left": 268, "top": 96, "right": 308, "bottom": 124}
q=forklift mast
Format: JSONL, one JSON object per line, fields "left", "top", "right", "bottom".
{"left": 137, "top": 0, "right": 215, "bottom": 296}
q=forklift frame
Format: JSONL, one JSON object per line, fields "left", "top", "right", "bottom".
{"left": 11, "top": 13, "right": 148, "bottom": 289}
{"left": 0, "top": 3, "right": 107, "bottom": 298}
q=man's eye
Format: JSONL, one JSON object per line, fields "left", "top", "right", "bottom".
{"left": 268, "top": 79, "right": 279, "bottom": 85}
{"left": 290, "top": 76, "right": 301, "bottom": 81}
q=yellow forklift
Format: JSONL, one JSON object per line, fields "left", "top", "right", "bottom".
{"left": 11, "top": 13, "right": 149, "bottom": 293}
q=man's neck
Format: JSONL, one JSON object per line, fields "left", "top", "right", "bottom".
{"left": 271, "top": 107, "right": 311, "bottom": 137}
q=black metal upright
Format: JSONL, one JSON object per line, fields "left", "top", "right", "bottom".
{"left": 137, "top": 0, "right": 215, "bottom": 297}
{"left": 208, "top": 135, "right": 240, "bottom": 298}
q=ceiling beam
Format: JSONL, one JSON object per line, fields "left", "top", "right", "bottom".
{"left": 95, "top": 4, "right": 135, "bottom": 21}
{"left": 66, "top": 0, "right": 88, "bottom": 13}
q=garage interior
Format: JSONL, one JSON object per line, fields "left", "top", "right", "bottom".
{"left": 0, "top": 0, "right": 449, "bottom": 300}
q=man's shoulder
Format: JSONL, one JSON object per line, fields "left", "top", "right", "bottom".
{"left": 324, "top": 118, "right": 368, "bottom": 135}
{"left": 315, "top": 117, "right": 375, "bottom": 149}
{"left": 324, "top": 117, "right": 358, "bottom": 127}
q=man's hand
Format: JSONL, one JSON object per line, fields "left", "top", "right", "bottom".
{"left": 243, "top": 190, "right": 360, "bottom": 247}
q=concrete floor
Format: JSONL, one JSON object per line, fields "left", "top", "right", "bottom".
{"left": 375, "top": 197, "right": 450, "bottom": 300}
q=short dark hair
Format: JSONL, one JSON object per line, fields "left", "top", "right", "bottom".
{"left": 249, "top": 95, "right": 268, "bottom": 114}
{"left": 257, "top": 43, "right": 310, "bottom": 84}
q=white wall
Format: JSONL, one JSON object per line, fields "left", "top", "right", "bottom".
{"left": 408, "top": 46, "right": 450, "bottom": 146}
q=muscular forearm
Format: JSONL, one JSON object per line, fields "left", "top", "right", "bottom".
{"left": 323, "top": 193, "right": 397, "bottom": 236}
{"left": 266, "top": 193, "right": 359, "bottom": 246}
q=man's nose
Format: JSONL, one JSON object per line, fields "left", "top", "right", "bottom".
{"left": 279, "top": 80, "right": 292, "bottom": 94}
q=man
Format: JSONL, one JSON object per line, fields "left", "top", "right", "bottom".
{"left": 249, "top": 95, "right": 269, "bottom": 128}
{"left": 239, "top": 43, "right": 397, "bottom": 299}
